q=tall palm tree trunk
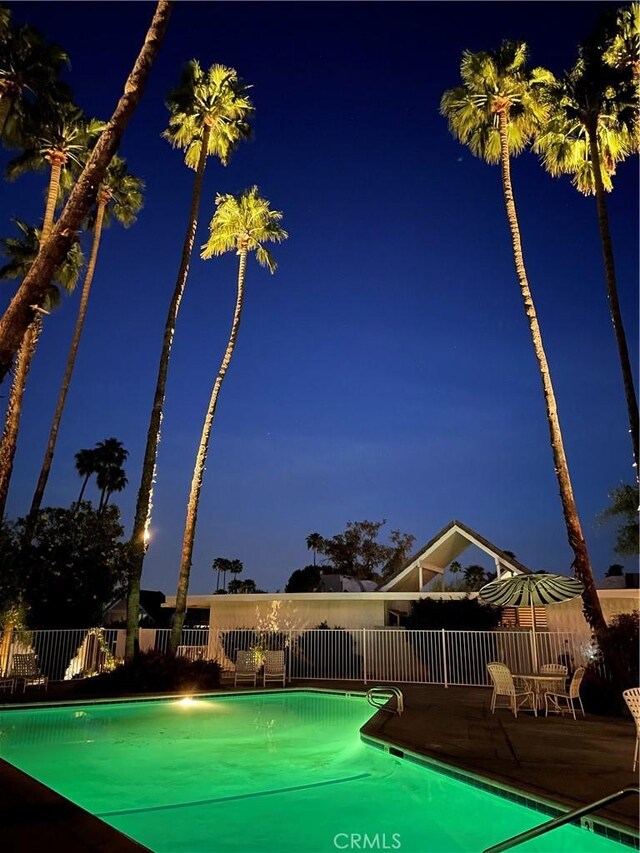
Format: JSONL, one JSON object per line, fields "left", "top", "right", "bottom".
{"left": 0, "top": 0, "right": 173, "bottom": 380}
{"left": 496, "top": 109, "right": 608, "bottom": 643}
{"left": 25, "top": 198, "right": 108, "bottom": 542}
{"left": 587, "top": 125, "right": 639, "bottom": 478}
{"left": 169, "top": 247, "right": 247, "bottom": 653}
{"left": 0, "top": 316, "right": 41, "bottom": 518}
{"left": 42, "top": 154, "right": 65, "bottom": 240}
{"left": 76, "top": 472, "right": 91, "bottom": 505}
{"left": 0, "top": 159, "right": 61, "bottom": 519}
{"left": 125, "top": 122, "right": 212, "bottom": 661}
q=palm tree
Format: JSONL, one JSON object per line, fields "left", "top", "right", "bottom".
{"left": 0, "top": 16, "right": 70, "bottom": 146}
{"left": 603, "top": 3, "right": 639, "bottom": 85}
{"left": 126, "top": 61, "right": 253, "bottom": 661}
{"left": 306, "top": 532, "right": 323, "bottom": 566}
{"left": 93, "top": 438, "right": 128, "bottom": 511}
{"left": 97, "top": 466, "right": 128, "bottom": 512}
{"left": 25, "top": 156, "right": 143, "bottom": 539}
{"left": 74, "top": 446, "right": 99, "bottom": 505}
{"left": 441, "top": 42, "right": 609, "bottom": 645}
{"left": 0, "top": 0, "right": 172, "bottom": 380}
{"left": 0, "top": 222, "right": 83, "bottom": 518}
{"left": 227, "top": 558, "right": 243, "bottom": 586}
{"left": 533, "top": 50, "right": 639, "bottom": 476}
{"left": 6, "top": 102, "right": 104, "bottom": 236}
{"left": 212, "top": 556, "right": 228, "bottom": 591}
{"left": 169, "top": 187, "right": 287, "bottom": 652}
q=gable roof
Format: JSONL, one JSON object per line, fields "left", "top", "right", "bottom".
{"left": 380, "top": 520, "right": 531, "bottom": 593}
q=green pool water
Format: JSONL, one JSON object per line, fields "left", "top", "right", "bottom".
{"left": 0, "top": 691, "right": 630, "bottom": 853}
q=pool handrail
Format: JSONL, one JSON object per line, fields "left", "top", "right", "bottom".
{"left": 366, "top": 685, "right": 404, "bottom": 715}
{"left": 482, "top": 786, "right": 639, "bottom": 852}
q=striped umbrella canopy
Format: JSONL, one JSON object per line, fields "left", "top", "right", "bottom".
{"left": 478, "top": 573, "right": 584, "bottom": 608}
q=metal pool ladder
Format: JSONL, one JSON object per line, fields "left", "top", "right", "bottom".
{"left": 366, "top": 686, "right": 404, "bottom": 716}
{"left": 483, "top": 786, "right": 639, "bottom": 852}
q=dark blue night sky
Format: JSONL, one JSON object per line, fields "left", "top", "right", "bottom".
{"left": 2, "top": 2, "right": 638, "bottom": 593}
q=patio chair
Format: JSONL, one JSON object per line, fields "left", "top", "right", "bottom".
{"left": 234, "top": 650, "right": 259, "bottom": 687}
{"left": 263, "top": 650, "right": 286, "bottom": 686}
{"left": 540, "top": 663, "right": 568, "bottom": 693}
{"left": 544, "top": 666, "right": 585, "bottom": 719}
{"left": 540, "top": 663, "right": 567, "bottom": 676}
{"left": 622, "top": 687, "right": 640, "bottom": 772}
{"left": 487, "top": 662, "right": 537, "bottom": 718}
{"left": 10, "top": 653, "right": 48, "bottom": 692}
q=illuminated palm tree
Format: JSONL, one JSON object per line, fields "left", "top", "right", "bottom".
{"left": 441, "top": 42, "right": 608, "bottom": 643}
{"left": 126, "top": 61, "right": 253, "bottom": 661}
{"left": 0, "top": 0, "right": 171, "bottom": 381}
{"left": 0, "top": 221, "right": 83, "bottom": 518}
{"left": 25, "top": 156, "right": 143, "bottom": 538}
{"left": 533, "top": 45, "right": 639, "bottom": 476}
{"left": 169, "top": 187, "right": 287, "bottom": 652}
{"left": 0, "top": 13, "right": 70, "bottom": 146}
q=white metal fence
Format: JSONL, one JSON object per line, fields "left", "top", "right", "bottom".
{"left": 0, "top": 626, "right": 601, "bottom": 686}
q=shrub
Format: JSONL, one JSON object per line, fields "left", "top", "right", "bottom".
{"left": 405, "top": 597, "right": 502, "bottom": 630}
{"left": 582, "top": 611, "right": 639, "bottom": 715}
{"left": 77, "top": 651, "right": 221, "bottom": 696}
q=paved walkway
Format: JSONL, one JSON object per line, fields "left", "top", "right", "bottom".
{"left": 359, "top": 684, "right": 639, "bottom": 835}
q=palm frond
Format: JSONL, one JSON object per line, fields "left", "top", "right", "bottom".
{"left": 201, "top": 186, "right": 287, "bottom": 271}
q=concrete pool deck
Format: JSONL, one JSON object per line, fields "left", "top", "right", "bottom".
{"left": 0, "top": 681, "right": 638, "bottom": 851}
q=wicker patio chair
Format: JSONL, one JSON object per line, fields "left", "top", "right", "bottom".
{"left": 540, "top": 663, "right": 568, "bottom": 676}
{"left": 622, "top": 687, "right": 640, "bottom": 771}
{"left": 544, "top": 666, "right": 585, "bottom": 719}
{"left": 263, "top": 650, "right": 286, "bottom": 686}
{"left": 234, "top": 650, "right": 259, "bottom": 687}
{"left": 10, "top": 653, "right": 48, "bottom": 692}
{"left": 487, "top": 662, "right": 537, "bottom": 718}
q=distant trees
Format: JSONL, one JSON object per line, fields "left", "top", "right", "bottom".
{"left": 303, "top": 520, "right": 415, "bottom": 583}
{"left": 600, "top": 483, "right": 639, "bottom": 557}
{"left": 0, "top": 504, "right": 127, "bottom": 628}
{"left": 72, "top": 439, "right": 128, "bottom": 510}
{"left": 285, "top": 565, "right": 321, "bottom": 593}
{"left": 212, "top": 556, "right": 243, "bottom": 592}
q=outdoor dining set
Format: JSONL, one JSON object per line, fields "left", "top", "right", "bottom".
{"left": 487, "top": 661, "right": 585, "bottom": 719}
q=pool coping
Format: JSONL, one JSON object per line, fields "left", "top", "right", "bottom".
{"left": 1, "top": 687, "right": 637, "bottom": 851}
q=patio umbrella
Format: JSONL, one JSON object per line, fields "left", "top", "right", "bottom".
{"left": 478, "top": 573, "right": 584, "bottom": 671}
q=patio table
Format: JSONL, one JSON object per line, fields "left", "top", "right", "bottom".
{"left": 516, "top": 673, "right": 566, "bottom": 710}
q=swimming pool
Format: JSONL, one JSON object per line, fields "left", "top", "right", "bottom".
{"left": 0, "top": 691, "right": 631, "bottom": 852}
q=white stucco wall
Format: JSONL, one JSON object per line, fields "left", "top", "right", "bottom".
{"left": 546, "top": 591, "right": 639, "bottom": 635}
{"left": 208, "top": 597, "right": 386, "bottom": 632}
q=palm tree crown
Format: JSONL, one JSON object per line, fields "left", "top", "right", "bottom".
{"left": 163, "top": 61, "right": 253, "bottom": 169}
{"left": 440, "top": 41, "right": 553, "bottom": 164}
{"left": 0, "top": 219, "right": 83, "bottom": 307}
{"left": 201, "top": 185, "right": 288, "bottom": 269}
{"left": 90, "top": 154, "right": 145, "bottom": 229}
{"left": 533, "top": 58, "right": 637, "bottom": 194}
{"left": 0, "top": 18, "right": 70, "bottom": 145}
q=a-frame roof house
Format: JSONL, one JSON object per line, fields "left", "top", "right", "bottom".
{"left": 380, "top": 519, "right": 531, "bottom": 593}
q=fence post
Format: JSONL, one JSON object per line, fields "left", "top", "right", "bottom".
{"left": 288, "top": 629, "right": 292, "bottom": 683}
{"left": 362, "top": 629, "right": 367, "bottom": 685}
{"left": 441, "top": 629, "right": 449, "bottom": 688}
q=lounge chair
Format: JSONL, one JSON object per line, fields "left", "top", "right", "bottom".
{"left": 263, "top": 650, "right": 286, "bottom": 686}
{"left": 234, "top": 650, "right": 259, "bottom": 687}
{"left": 544, "top": 666, "right": 585, "bottom": 719}
{"left": 10, "top": 653, "right": 48, "bottom": 692}
{"left": 487, "top": 662, "right": 537, "bottom": 718}
{"left": 622, "top": 687, "right": 640, "bottom": 771}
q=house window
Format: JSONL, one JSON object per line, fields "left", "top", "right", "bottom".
{"left": 500, "top": 607, "right": 548, "bottom": 629}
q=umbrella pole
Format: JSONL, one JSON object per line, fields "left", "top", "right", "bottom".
{"left": 530, "top": 605, "right": 538, "bottom": 673}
